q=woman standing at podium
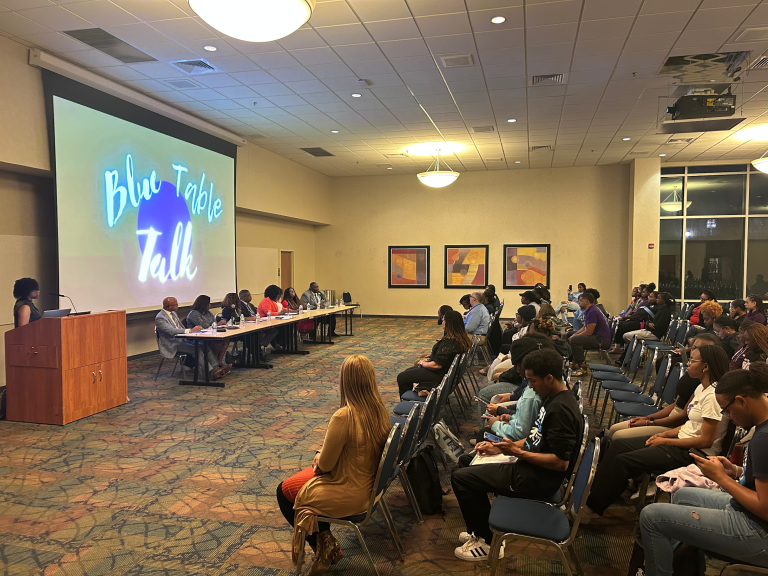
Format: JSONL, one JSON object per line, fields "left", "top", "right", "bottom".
{"left": 13, "top": 277, "right": 41, "bottom": 328}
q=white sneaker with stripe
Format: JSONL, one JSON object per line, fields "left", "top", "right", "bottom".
{"left": 454, "top": 535, "right": 504, "bottom": 562}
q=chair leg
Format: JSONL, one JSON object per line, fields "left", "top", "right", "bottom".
{"left": 597, "top": 390, "right": 610, "bottom": 426}
{"left": 636, "top": 473, "right": 651, "bottom": 514}
{"left": 399, "top": 470, "right": 424, "bottom": 523}
{"left": 295, "top": 528, "right": 307, "bottom": 574}
{"left": 154, "top": 357, "right": 165, "bottom": 381}
{"left": 350, "top": 523, "right": 379, "bottom": 576}
{"left": 488, "top": 533, "right": 504, "bottom": 576}
{"left": 445, "top": 398, "right": 461, "bottom": 431}
{"left": 380, "top": 500, "right": 405, "bottom": 561}
{"left": 556, "top": 543, "right": 576, "bottom": 576}
{"left": 171, "top": 356, "right": 181, "bottom": 377}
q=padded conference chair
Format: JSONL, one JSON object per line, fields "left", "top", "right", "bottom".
{"left": 154, "top": 328, "right": 186, "bottom": 381}
{"left": 295, "top": 424, "right": 404, "bottom": 576}
{"left": 487, "top": 440, "right": 600, "bottom": 576}
{"left": 388, "top": 403, "right": 424, "bottom": 522}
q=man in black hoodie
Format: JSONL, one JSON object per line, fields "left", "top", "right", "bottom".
{"left": 621, "top": 292, "right": 674, "bottom": 351}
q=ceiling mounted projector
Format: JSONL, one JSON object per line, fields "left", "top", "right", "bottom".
{"left": 189, "top": 0, "right": 316, "bottom": 43}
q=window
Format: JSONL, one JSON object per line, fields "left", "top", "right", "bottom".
{"left": 658, "top": 165, "right": 762, "bottom": 303}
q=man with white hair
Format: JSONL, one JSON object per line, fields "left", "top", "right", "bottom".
{"left": 464, "top": 291, "right": 490, "bottom": 337}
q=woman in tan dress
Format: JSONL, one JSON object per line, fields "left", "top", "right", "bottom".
{"left": 276, "top": 354, "right": 391, "bottom": 575}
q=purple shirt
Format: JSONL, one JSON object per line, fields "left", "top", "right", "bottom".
{"left": 746, "top": 311, "right": 767, "bottom": 325}
{"left": 584, "top": 304, "right": 611, "bottom": 341}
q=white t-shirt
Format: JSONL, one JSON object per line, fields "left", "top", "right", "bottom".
{"left": 678, "top": 383, "right": 724, "bottom": 456}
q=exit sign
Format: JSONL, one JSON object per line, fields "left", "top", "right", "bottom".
{"left": 648, "top": 243, "right": 655, "bottom": 249}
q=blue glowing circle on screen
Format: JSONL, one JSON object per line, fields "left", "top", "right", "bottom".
{"left": 136, "top": 180, "right": 191, "bottom": 255}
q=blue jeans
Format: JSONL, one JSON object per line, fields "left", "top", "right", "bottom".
{"left": 476, "top": 381, "right": 518, "bottom": 428}
{"left": 640, "top": 487, "right": 768, "bottom": 576}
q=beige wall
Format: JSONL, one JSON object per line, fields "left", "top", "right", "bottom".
{"left": 314, "top": 165, "right": 631, "bottom": 316}
{"left": 0, "top": 35, "right": 49, "bottom": 172}
{"left": 628, "top": 158, "right": 661, "bottom": 290}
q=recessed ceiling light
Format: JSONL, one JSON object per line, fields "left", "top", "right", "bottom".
{"left": 203, "top": 45, "right": 217, "bottom": 52}
{"left": 331, "top": 130, "right": 339, "bottom": 133}
{"left": 514, "top": 160, "right": 521, "bottom": 164}
{"left": 659, "top": 153, "right": 667, "bottom": 157}
{"left": 403, "top": 141, "right": 465, "bottom": 155}
{"left": 351, "top": 93, "right": 362, "bottom": 98}
{"left": 507, "top": 118, "right": 516, "bottom": 123}
{"left": 491, "top": 16, "right": 506, "bottom": 24}
{"left": 622, "top": 137, "right": 631, "bottom": 141}
{"left": 387, "top": 167, "right": 393, "bottom": 170}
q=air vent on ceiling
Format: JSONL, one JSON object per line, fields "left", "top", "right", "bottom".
{"left": 472, "top": 125, "right": 495, "bottom": 133}
{"left": 171, "top": 59, "right": 218, "bottom": 75}
{"left": 376, "top": 164, "right": 393, "bottom": 168}
{"left": 751, "top": 56, "right": 768, "bottom": 69}
{"left": 668, "top": 137, "right": 695, "bottom": 144}
{"left": 440, "top": 54, "right": 474, "bottom": 68}
{"left": 628, "top": 150, "right": 652, "bottom": 156}
{"left": 385, "top": 153, "right": 407, "bottom": 158}
{"left": 735, "top": 27, "right": 768, "bottom": 42}
{"left": 164, "top": 79, "right": 200, "bottom": 90}
{"left": 531, "top": 73, "right": 564, "bottom": 85}
{"left": 301, "top": 147, "right": 335, "bottom": 157}
{"left": 530, "top": 145, "right": 553, "bottom": 151}
{"left": 486, "top": 158, "right": 505, "bottom": 162}
{"left": 63, "top": 28, "right": 155, "bottom": 63}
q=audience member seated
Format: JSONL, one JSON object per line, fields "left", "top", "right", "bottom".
{"left": 688, "top": 290, "right": 716, "bottom": 326}
{"left": 284, "top": 286, "right": 315, "bottom": 341}
{"left": 459, "top": 294, "right": 471, "bottom": 315}
{"left": 486, "top": 284, "right": 501, "bottom": 309}
{"left": 451, "top": 348, "right": 584, "bottom": 561}
{"left": 186, "top": 294, "right": 231, "bottom": 369}
{"left": 397, "top": 310, "right": 471, "bottom": 397}
{"left": 257, "top": 284, "right": 284, "bottom": 351}
{"left": 533, "top": 284, "right": 550, "bottom": 305}
{"left": 619, "top": 286, "right": 641, "bottom": 317}
{"left": 158, "top": 297, "right": 229, "bottom": 380}
{"left": 714, "top": 316, "right": 740, "bottom": 358}
{"left": 730, "top": 299, "right": 747, "bottom": 327}
{"left": 519, "top": 290, "right": 542, "bottom": 314}
{"left": 638, "top": 365, "right": 768, "bottom": 576}
{"left": 611, "top": 289, "right": 658, "bottom": 353}
{"left": 585, "top": 345, "right": 730, "bottom": 518}
{"left": 618, "top": 292, "right": 675, "bottom": 360}
{"left": 220, "top": 292, "right": 242, "bottom": 323}
{"left": 239, "top": 289, "right": 258, "bottom": 317}
{"left": 528, "top": 315, "right": 570, "bottom": 358}
{"left": 685, "top": 300, "right": 723, "bottom": 342}
{"left": 482, "top": 289, "right": 497, "bottom": 314}
{"left": 276, "top": 355, "right": 390, "bottom": 576}
{"left": 587, "top": 288, "right": 610, "bottom": 318}
{"left": 12, "top": 277, "right": 42, "bottom": 328}
{"left": 500, "top": 305, "right": 536, "bottom": 346}
{"left": 605, "top": 334, "right": 719, "bottom": 441}
{"left": 437, "top": 304, "right": 453, "bottom": 325}
{"left": 464, "top": 291, "right": 490, "bottom": 339}
{"left": 730, "top": 321, "right": 768, "bottom": 370}
{"left": 556, "top": 282, "right": 586, "bottom": 326}
{"left": 569, "top": 291, "right": 612, "bottom": 376}
{"left": 302, "top": 282, "right": 338, "bottom": 337}
{"left": 746, "top": 294, "right": 767, "bottom": 325}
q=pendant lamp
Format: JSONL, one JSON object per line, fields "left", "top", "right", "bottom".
{"left": 417, "top": 150, "right": 459, "bottom": 188}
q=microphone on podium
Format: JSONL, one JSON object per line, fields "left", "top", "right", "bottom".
{"left": 49, "top": 292, "right": 78, "bottom": 314}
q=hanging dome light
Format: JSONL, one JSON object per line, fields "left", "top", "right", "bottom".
{"left": 188, "top": 0, "right": 316, "bottom": 43}
{"left": 660, "top": 188, "right": 691, "bottom": 213}
{"left": 752, "top": 157, "right": 768, "bottom": 174}
{"left": 417, "top": 150, "right": 459, "bottom": 188}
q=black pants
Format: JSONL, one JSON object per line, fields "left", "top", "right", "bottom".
{"left": 570, "top": 334, "right": 610, "bottom": 364}
{"left": 499, "top": 343, "right": 510, "bottom": 355}
{"left": 586, "top": 434, "right": 694, "bottom": 515}
{"left": 397, "top": 366, "right": 445, "bottom": 396}
{"left": 276, "top": 482, "right": 330, "bottom": 549}
{"left": 615, "top": 321, "right": 641, "bottom": 344}
{"left": 451, "top": 459, "right": 561, "bottom": 543}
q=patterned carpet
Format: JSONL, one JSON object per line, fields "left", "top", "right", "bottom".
{"left": 0, "top": 317, "right": 636, "bottom": 576}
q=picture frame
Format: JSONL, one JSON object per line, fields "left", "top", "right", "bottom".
{"left": 503, "top": 244, "right": 550, "bottom": 289}
{"left": 444, "top": 245, "right": 489, "bottom": 289}
{"left": 388, "top": 246, "right": 430, "bottom": 288}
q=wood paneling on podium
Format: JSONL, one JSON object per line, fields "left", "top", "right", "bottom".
{"left": 4, "top": 310, "right": 128, "bottom": 425}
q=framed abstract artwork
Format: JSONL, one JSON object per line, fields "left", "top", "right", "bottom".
{"left": 444, "top": 245, "right": 489, "bottom": 288}
{"left": 503, "top": 244, "right": 550, "bottom": 289}
{"left": 388, "top": 246, "right": 430, "bottom": 288}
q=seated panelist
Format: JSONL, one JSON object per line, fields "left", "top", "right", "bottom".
{"left": 186, "top": 295, "right": 230, "bottom": 367}
{"left": 13, "top": 277, "right": 42, "bottom": 328}
{"left": 257, "top": 285, "right": 283, "bottom": 351}
{"left": 301, "top": 282, "right": 338, "bottom": 337}
{"left": 239, "top": 289, "right": 258, "bottom": 317}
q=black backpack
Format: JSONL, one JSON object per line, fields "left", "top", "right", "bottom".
{"left": 406, "top": 445, "right": 442, "bottom": 515}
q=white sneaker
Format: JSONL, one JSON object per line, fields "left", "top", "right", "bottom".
{"left": 459, "top": 531, "right": 472, "bottom": 543}
{"left": 454, "top": 536, "right": 504, "bottom": 562}
{"left": 630, "top": 481, "right": 657, "bottom": 501}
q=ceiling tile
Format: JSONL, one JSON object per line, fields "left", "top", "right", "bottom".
{"left": 574, "top": 37, "right": 626, "bottom": 58}
{"left": 633, "top": 11, "right": 694, "bottom": 35}
{"left": 399, "top": 69, "right": 444, "bottom": 84}
{"left": 333, "top": 42, "right": 386, "bottom": 62}
{"left": 16, "top": 5, "right": 92, "bottom": 30}
{"left": 577, "top": 17, "right": 634, "bottom": 40}
{"left": 309, "top": 1, "right": 360, "bottom": 27}
{"left": 253, "top": 83, "right": 296, "bottom": 97}
{"left": 277, "top": 28, "right": 327, "bottom": 50}
{"left": 140, "top": 43, "right": 197, "bottom": 61}
{"left": 479, "top": 48, "right": 525, "bottom": 66}
{"left": 268, "top": 67, "right": 317, "bottom": 82}
{"left": 65, "top": 48, "right": 122, "bottom": 67}
{"left": 365, "top": 18, "right": 420, "bottom": 42}
{"left": 95, "top": 64, "right": 149, "bottom": 80}
{"left": 149, "top": 17, "right": 216, "bottom": 42}
{"left": 105, "top": 23, "right": 169, "bottom": 46}
{"left": 347, "top": 0, "right": 412, "bottom": 22}
{"left": 527, "top": 42, "right": 574, "bottom": 61}
{"left": 624, "top": 31, "right": 679, "bottom": 52}
{"left": 111, "top": 0, "right": 188, "bottom": 21}
{"left": 349, "top": 59, "right": 396, "bottom": 75}
{"left": 474, "top": 28, "right": 525, "bottom": 50}
{"left": 230, "top": 70, "right": 280, "bottom": 85}
{"left": 21, "top": 31, "right": 86, "bottom": 52}
{"left": 291, "top": 47, "right": 342, "bottom": 65}
{"left": 407, "top": 0, "right": 466, "bottom": 16}
{"left": 193, "top": 73, "right": 242, "bottom": 88}
{"left": 248, "top": 51, "right": 299, "bottom": 69}
{"left": 416, "top": 12, "right": 472, "bottom": 37}
{"left": 526, "top": 0, "right": 583, "bottom": 27}
{"left": 527, "top": 23, "right": 578, "bottom": 45}
{"left": 214, "top": 85, "right": 260, "bottom": 99}
{"left": 583, "top": 0, "right": 642, "bottom": 19}
{"left": 305, "top": 62, "right": 355, "bottom": 78}
{"left": 424, "top": 33, "right": 476, "bottom": 53}
{"left": 315, "top": 23, "right": 373, "bottom": 46}
{"left": 688, "top": 5, "right": 755, "bottom": 30}
{"left": 468, "top": 6, "right": 524, "bottom": 32}
{"left": 284, "top": 79, "right": 332, "bottom": 93}
{"left": 0, "top": 11, "right": 52, "bottom": 35}
{"left": 206, "top": 55, "right": 261, "bottom": 73}
{"left": 126, "top": 60, "right": 185, "bottom": 78}
{"left": 65, "top": 0, "right": 140, "bottom": 27}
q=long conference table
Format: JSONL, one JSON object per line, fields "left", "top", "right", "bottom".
{"left": 175, "top": 305, "right": 359, "bottom": 387}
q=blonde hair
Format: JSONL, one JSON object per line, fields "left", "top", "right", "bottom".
{"left": 538, "top": 302, "right": 556, "bottom": 318}
{"left": 339, "top": 355, "right": 391, "bottom": 456}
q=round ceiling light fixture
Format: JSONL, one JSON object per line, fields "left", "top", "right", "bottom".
{"left": 507, "top": 118, "right": 516, "bottom": 122}
{"left": 752, "top": 156, "right": 768, "bottom": 174}
{"left": 491, "top": 16, "right": 506, "bottom": 24}
{"left": 417, "top": 149, "right": 459, "bottom": 188}
{"left": 351, "top": 93, "right": 362, "bottom": 98}
{"left": 188, "top": 0, "right": 315, "bottom": 43}
{"left": 331, "top": 130, "right": 339, "bottom": 133}
{"left": 735, "top": 124, "right": 768, "bottom": 141}
{"left": 659, "top": 153, "right": 667, "bottom": 157}
{"left": 203, "top": 45, "right": 217, "bottom": 51}
{"left": 622, "top": 137, "right": 630, "bottom": 141}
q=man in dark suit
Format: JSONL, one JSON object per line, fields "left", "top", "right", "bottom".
{"left": 154, "top": 297, "right": 229, "bottom": 380}
{"left": 239, "top": 289, "right": 258, "bottom": 317}
{"left": 301, "top": 282, "right": 338, "bottom": 337}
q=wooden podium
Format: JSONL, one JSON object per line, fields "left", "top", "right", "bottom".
{"left": 4, "top": 310, "right": 128, "bottom": 425}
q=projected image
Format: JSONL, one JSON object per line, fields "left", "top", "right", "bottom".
{"left": 53, "top": 96, "right": 236, "bottom": 313}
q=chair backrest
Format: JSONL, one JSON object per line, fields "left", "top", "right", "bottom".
{"left": 661, "top": 364, "right": 684, "bottom": 407}
{"left": 570, "top": 439, "right": 600, "bottom": 522}
{"left": 622, "top": 336, "right": 638, "bottom": 370}
{"left": 651, "top": 354, "right": 671, "bottom": 396}
{"left": 370, "top": 423, "right": 402, "bottom": 507}
{"left": 628, "top": 339, "right": 645, "bottom": 377}
{"left": 675, "top": 320, "right": 689, "bottom": 345}
{"left": 414, "top": 386, "right": 439, "bottom": 448}
{"left": 469, "top": 335, "right": 482, "bottom": 365}
{"left": 395, "top": 403, "right": 421, "bottom": 467}
{"left": 664, "top": 319, "right": 679, "bottom": 343}
{"left": 641, "top": 347, "right": 658, "bottom": 389}
{"left": 558, "top": 414, "right": 589, "bottom": 505}
{"left": 434, "top": 356, "right": 460, "bottom": 422}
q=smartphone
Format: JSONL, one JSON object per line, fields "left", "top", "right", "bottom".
{"left": 484, "top": 432, "right": 504, "bottom": 443}
{"left": 474, "top": 396, "right": 489, "bottom": 406}
{"left": 689, "top": 448, "right": 708, "bottom": 459}
{"left": 568, "top": 284, "right": 572, "bottom": 291}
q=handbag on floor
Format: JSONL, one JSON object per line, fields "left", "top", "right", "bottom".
{"left": 406, "top": 446, "right": 442, "bottom": 515}
{"left": 433, "top": 419, "right": 464, "bottom": 464}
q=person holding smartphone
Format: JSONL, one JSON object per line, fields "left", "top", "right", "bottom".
{"left": 638, "top": 365, "right": 768, "bottom": 576}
